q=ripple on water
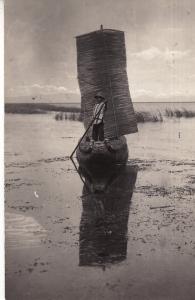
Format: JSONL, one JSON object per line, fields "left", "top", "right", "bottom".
{"left": 5, "top": 212, "right": 47, "bottom": 249}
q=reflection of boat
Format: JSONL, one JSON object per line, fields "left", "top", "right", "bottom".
{"left": 75, "top": 26, "right": 138, "bottom": 166}
{"left": 79, "top": 165, "right": 138, "bottom": 267}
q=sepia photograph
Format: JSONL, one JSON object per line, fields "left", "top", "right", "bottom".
{"left": 4, "top": 0, "right": 195, "bottom": 299}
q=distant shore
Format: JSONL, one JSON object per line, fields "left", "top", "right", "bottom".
{"left": 5, "top": 103, "right": 81, "bottom": 114}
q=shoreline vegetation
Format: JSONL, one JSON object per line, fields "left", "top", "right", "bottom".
{"left": 5, "top": 103, "right": 195, "bottom": 123}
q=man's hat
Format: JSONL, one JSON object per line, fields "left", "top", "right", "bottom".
{"left": 94, "top": 92, "right": 105, "bottom": 100}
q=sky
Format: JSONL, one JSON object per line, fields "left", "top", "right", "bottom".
{"left": 5, "top": 0, "right": 195, "bottom": 102}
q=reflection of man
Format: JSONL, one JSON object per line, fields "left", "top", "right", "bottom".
{"left": 92, "top": 92, "right": 107, "bottom": 141}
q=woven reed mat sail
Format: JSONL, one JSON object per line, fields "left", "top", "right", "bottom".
{"left": 76, "top": 28, "right": 138, "bottom": 139}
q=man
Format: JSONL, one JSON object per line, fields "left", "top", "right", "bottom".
{"left": 92, "top": 92, "right": 107, "bottom": 141}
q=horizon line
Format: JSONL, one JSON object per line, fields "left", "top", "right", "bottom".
{"left": 4, "top": 101, "right": 195, "bottom": 104}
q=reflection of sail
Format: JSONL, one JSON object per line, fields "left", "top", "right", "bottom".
{"left": 79, "top": 165, "right": 138, "bottom": 267}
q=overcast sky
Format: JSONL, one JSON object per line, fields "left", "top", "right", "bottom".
{"left": 5, "top": 0, "right": 195, "bottom": 102}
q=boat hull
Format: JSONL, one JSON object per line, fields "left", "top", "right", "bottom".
{"left": 76, "top": 136, "right": 128, "bottom": 166}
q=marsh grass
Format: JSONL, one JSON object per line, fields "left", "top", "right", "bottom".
{"left": 55, "top": 112, "right": 82, "bottom": 121}
{"left": 55, "top": 111, "right": 164, "bottom": 123}
{"left": 165, "top": 108, "right": 195, "bottom": 118}
{"left": 135, "top": 111, "right": 163, "bottom": 123}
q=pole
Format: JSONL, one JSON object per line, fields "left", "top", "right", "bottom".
{"left": 70, "top": 101, "right": 106, "bottom": 159}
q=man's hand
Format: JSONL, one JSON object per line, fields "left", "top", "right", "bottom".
{"left": 104, "top": 100, "right": 108, "bottom": 111}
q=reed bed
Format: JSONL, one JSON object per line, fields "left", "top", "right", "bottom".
{"left": 135, "top": 111, "right": 163, "bottom": 123}
{"left": 54, "top": 108, "right": 195, "bottom": 122}
{"left": 165, "top": 108, "right": 195, "bottom": 118}
{"left": 54, "top": 111, "right": 164, "bottom": 123}
{"left": 55, "top": 112, "right": 82, "bottom": 122}
{"left": 53, "top": 108, "right": 195, "bottom": 123}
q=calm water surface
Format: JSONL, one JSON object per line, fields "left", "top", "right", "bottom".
{"left": 5, "top": 113, "right": 195, "bottom": 300}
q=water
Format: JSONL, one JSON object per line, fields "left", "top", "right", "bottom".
{"left": 5, "top": 112, "right": 195, "bottom": 300}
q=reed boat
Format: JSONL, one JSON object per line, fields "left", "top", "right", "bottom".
{"left": 77, "top": 136, "right": 128, "bottom": 166}
{"left": 74, "top": 26, "right": 138, "bottom": 166}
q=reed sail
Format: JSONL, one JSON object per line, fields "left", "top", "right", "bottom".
{"left": 75, "top": 26, "right": 138, "bottom": 165}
